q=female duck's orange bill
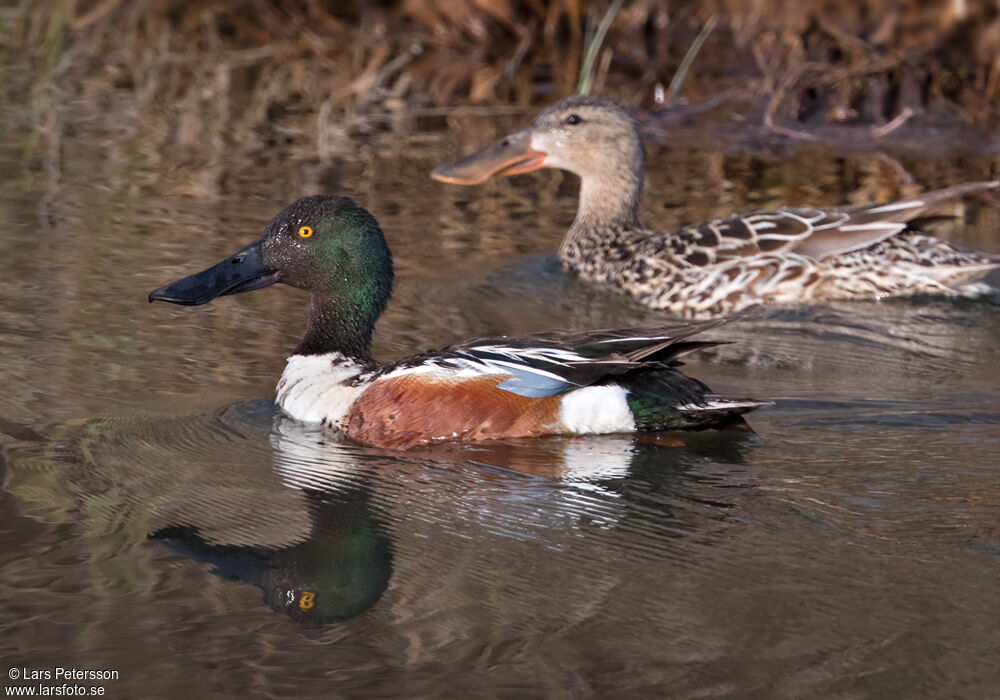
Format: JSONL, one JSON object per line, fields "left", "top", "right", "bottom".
{"left": 431, "top": 130, "right": 547, "bottom": 185}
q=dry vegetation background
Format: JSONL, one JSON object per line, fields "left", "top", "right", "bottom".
{"left": 5, "top": 0, "right": 1000, "bottom": 174}
{"left": 2, "top": 8, "right": 1000, "bottom": 680}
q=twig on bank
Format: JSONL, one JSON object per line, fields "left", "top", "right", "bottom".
{"left": 646, "top": 88, "right": 748, "bottom": 129}
{"left": 799, "top": 55, "right": 906, "bottom": 87}
{"left": 765, "top": 120, "right": 822, "bottom": 142}
{"left": 763, "top": 95, "right": 822, "bottom": 143}
{"left": 161, "top": 44, "right": 291, "bottom": 66}
{"left": 872, "top": 107, "right": 914, "bottom": 138}
{"left": 761, "top": 86, "right": 822, "bottom": 142}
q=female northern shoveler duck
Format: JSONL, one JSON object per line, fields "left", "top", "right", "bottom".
{"left": 149, "top": 196, "right": 765, "bottom": 449}
{"left": 432, "top": 95, "right": 1000, "bottom": 317}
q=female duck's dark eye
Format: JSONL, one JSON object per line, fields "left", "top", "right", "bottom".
{"left": 565, "top": 114, "right": 582, "bottom": 125}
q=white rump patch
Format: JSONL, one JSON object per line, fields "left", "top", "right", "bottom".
{"left": 559, "top": 385, "right": 635, "bottom": 434}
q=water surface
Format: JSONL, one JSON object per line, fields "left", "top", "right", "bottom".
{"left": 1, "top": 111, "right": 999, "bottom": 698}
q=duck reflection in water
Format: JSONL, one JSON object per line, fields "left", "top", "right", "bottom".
{"left": 137, "top": 407, "right": 396, "bottom": 624}
{"left": 1, "top": 401, "right": 393, "bottom": 625}
{"left": 150, "top": 486, "right": 391, "bottom": 625}
{"left": 2, "top": 398, "right": 756, "bottom": 628}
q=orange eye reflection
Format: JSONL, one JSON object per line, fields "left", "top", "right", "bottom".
{"left": 298, "top": 225, "right": 313, "bottom": 238}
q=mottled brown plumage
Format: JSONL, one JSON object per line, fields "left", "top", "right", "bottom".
{"left": 433, "top": 95, "right": 1000, "bottom": 317}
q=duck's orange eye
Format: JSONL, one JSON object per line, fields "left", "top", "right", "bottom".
{"left": 298, "top": 225, "right": 313, "bottom": 238}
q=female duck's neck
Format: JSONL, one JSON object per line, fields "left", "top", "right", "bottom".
{"left": 560, "top": 171, "right": 643, "bottom": 262}
{"left": 294, "top": 292, "right": 377, "bottom": 363}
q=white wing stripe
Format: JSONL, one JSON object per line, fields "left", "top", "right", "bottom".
{"left": 591, "top": 335, "right": 671, "bottom": 344}
{"left": 866, "top": 200, "right": 924, "bottom": 214}
{"left": 469, "top": 345, "right": 584, "bottom": 363}
{"left": 475, "top": 357, "right": 575, "bottom": 384}
{"left": 759, "top": 232, "right": 811, "bottom": 241}
{"left": 775, "top": 210, "right": 813, "bottom": 228}
{"left": 811, "top": 212, "right": 850, "bottom": 230}
{"left": 838, "top": 223, "right": 906, "bottom": 231}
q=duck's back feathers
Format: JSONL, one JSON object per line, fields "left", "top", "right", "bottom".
{"left": 835, "top": 232, "right": 1000, "bottom": 288}
{"left": 614, "top": 182, "right": 1000, "bottom": 316}
{"left": 657, "top": 181, "right": 999, "bottom": 270}
{"left": 805, "top": 181, "right": 1000, "bottom": 259}
{"left": 276, "top": 320, "right": 764, "bottom": 448}
{"left": 366, "top": 319, "right": 732, "bottom": 399}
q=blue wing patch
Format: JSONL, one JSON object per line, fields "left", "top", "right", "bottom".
{"left": 496, "top": 374, "right": 574, "bottom": 398}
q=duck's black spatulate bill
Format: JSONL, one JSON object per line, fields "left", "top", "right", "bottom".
{"left": 149, "top": 239, "right": 279, "bottom": 306}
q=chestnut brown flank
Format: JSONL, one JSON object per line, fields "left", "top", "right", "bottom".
{"left": 344, "top": 375, "right": 564, "bottom": 448}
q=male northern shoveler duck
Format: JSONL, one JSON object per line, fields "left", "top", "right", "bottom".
{"left": 432, "top": 95, "right": 1000, "bottom": 317}
{"left": 149, "top": 196, "right": 765, "bottom": 449}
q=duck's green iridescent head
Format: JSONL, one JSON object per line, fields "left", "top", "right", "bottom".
{"left": 150, "top": 196, "right": 393, "bottom": 357}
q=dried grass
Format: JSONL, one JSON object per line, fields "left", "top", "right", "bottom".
{"left": 7, "top": 0, "right": 1000, "bottom": 190}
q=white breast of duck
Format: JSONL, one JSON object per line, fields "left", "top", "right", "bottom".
{"left": 276, "top": 354, "right": 368, "bottom": 427}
